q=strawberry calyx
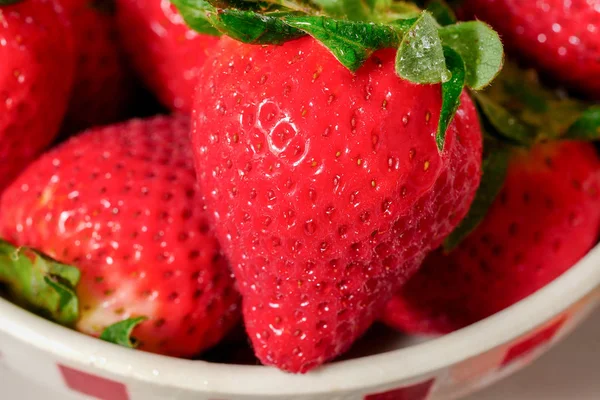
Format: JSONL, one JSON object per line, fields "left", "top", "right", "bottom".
{"left": 0, "top": 239, "right": 147, "bottom": 348}
{"left": 445, "top": 62, "right": 600, "bottom": 250}
{"left": 0, "top": 240, "right": 80, "bottom": 326}
{"left": 171, "top": 0, "right": 504, "bottom": 150}
{"left": 475, "top": 63, "right": 600, "bottom": 146}
{"left": 423, "top": 0, "right": 457, "bottom": 26}
{"left": 100, "top": 317, "right": 147, "bottom": 349}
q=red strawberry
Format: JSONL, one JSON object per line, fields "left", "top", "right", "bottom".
{"left": 59, "top": 0, "right": 133, "bottom": 134}
{"left": 116, "top": 0, "right": 220, "bottom": 112}
{"left": 192, "top": 36, "right": 483, "bottom": 372}
{"left": 0, "top": 0, "right": 75, "bottom": 192}
{"left": 459, "top": 0, "right": 600, "bottom": 99}
{"left": 0, "top": 116, "right": 241, "bottom": 357}
{"left": 383, "top": 141, "right": 600, "bottom": 334}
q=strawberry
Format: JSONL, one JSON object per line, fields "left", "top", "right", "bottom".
{"left": 59, "top": 0, "right": 133, "bottom": 134}
{"left": 115, "top": 0, "right": 220, "bottom": 112}
{"left": 0, "top": 116, "right": 241, "bottom": 357}
{"left": 459, "top": 0, "right": 600, "bottom": 99}
{"left": 383, "top": 141, "right": 600, "bottom": 334}
{"left": 0, "top": 0, "right": 75, "bottom": 192}
{"left": 192, "top": 36, "right": 484, "bottom": 372}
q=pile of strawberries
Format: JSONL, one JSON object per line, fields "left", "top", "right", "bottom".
{"left": 0, "top": 0, "right": 599, "bottom": 374}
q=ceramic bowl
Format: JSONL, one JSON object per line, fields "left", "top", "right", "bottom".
{"left": 1, "top": 244, "right": 599, "bottom": 400}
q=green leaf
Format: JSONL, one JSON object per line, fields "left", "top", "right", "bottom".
{"left": 333, "top": 0, "right": 374, "bottom": 20}
{"left": 444, "top": 142, "right": 512, "bottom": 251}
{"left": 565, "top": 106, "right": 600, "bottom": 141}
{"left": 0, "top": 0, "right": 24, "bottom": 4}
{"left": 474, "top": 92, "right": 536, "bottom": 146}
{"left": 426, "top": 0, "right": 456, "bottom": 26}
{"left": 437, "top": 46, "right": 465, "bottom": 151}
{"left": 43, "top": 277, "right": 78, "bottom": 318}
{"left": 48, "top": 262, "right": 80, "bottom": 287}
{"left": 171, "top": 0, "right": 223, "bottom": 36}
{"left": 477, "top": 63, "right": 593, "bottom": 144}
{"left": 251, "top": 0, "right": 322, "bottom": 13}
{"left": 172, "top": 0, "right": 503, "bottom": 88}
{"left": 0, "top": 241, "right": 80, "bottom": 326}
{"left": 439, "top": 21, "right": 503, "bottom": 90}
{"left": 484, "top": 65, "right": 552, "bottom": 115}
{"left": 374, "top": 0, "right": 421, "bottom": 22}
{"left": 388, "top": 17, "right": 420, "bottom": 32}
{"left": 208, "top": 8, "right": 305, "bottom": 43}
{"left": 312, "top": 0, "right": 374, "bottom": 20}
{"left": 283, "top": 16, "right": 400, "bottom": 71}
{"left": 209, "top": 0, "right": 322, "bottom": 13}
{"left": 205, "top": 0, "right": 266, "bottom": 11}
{"left": 177, "top": 0, "right": 306, "bottom": 44}
{"left": 175, "top": 0, "right": 308, "bottom": 38}
{"left": 100, "top": 317, "right": 147, "bottom": 349}
{"left": 396, "top": 12, "right": 449, "bottom": 84}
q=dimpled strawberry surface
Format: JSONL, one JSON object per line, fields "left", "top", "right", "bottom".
{"left": 59, "top": 0, "right": 132, "bottom": 134}
{"left": 116, "top": 0, "right": 220, "bottom": 112}
{"left": 1, "top": 0, "right": 600, "bottom": 382}
{"left": 384, "top": 141, "right": 600, "bottom": 334}
{"left": 0, "top": 116, "right": 241, "bottom": 357}
{"left": 460, "top": 0, "right": 600, "bottom": 99}
{"left": 0, "top": 0, "right": 75, "bottom": 192}
{"left": 192, "top": 36, "right": 483, "bottom": 372}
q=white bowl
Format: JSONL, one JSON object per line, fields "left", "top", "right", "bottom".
{"left": 1, "top": 245, "right": 599, "bottom": 400}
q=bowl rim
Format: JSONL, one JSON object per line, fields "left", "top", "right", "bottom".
{"left": 0, "top": 245, "right": 599, "bottom": 396}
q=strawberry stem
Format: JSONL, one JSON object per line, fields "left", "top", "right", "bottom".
{"left": 171, "top": 0, "right": 504, "bottom": 150}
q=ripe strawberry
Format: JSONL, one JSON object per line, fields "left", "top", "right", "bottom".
{"left": 459, "top": 0, "right": 600, "bottom": 99}
{"left": 0, "top": 0, "right": 75, "bottom": 192}
{"left": 383, "top": 141, "right": 600, "bottom": 334}
{"left": 59, "top": 0, "right": 132, "bottom": 134}
{"left": 115, "top": 0, "right": 220, "bottom": 112}
{"left": 0, "top": 116, "right": 241, "bottom": 358}
{"left": 192, "top": 36, "right": 483, "bottom": 372}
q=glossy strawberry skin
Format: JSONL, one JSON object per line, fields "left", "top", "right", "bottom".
{"left": 383, "top": 141, "right": 600, "bottom": 334}
{"left": 59, "top": 0, "right": 132, "bottom": 134}
{"left": 116, "top": 0, "right": 220, "bottom": 112}
{"left": 192, "top": 36, "right": 483, "bottom": 372}
{"left": 0, "top": 116, "right": 241, "bottom": 358}
{"left": 460, "top": 0, "right": 600, "bottom": 99}
{"left": 0, "top": 0, "right": 75, "bottom": 192}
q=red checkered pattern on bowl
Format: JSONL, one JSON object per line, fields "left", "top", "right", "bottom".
{"left": 0, "top": 293, "right": 595, "bottom": 400}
